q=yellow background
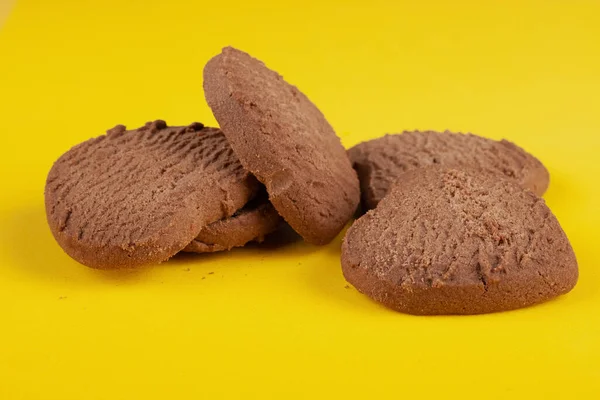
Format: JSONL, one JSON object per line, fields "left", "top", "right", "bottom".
{"left": 1, "top": 0, "right": 599, "bottom": 398}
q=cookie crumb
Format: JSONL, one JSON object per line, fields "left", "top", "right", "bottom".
{"left": 184, "top": 267, "right": 191, "bottom": 272}
{"left": 208, "top": 271, "right": 214, "bottom": 275}
{"left": 58, "top": 296, "right": 67, "bottom": 300}
{"left": 344, "top": 285, "right": 350, "bottom": 290}
{"left": 202, "top": 276, "right": 206, "bottom": 280}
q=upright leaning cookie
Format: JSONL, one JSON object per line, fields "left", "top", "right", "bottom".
{"left": 348, "top": 131, "right": 550, "bottom": 211}
{"left": 204, "top": 47, "right": 360, "bottom": 245}
{"left": 45, "top": 121, "right": 258, "bottom": 269}
{"left": 341, "top": 167, "right": 577, "bottom": 315}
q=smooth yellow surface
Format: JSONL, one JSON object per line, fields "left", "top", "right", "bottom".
{"left": 0, "top": 0, "right": 14, "bottom": 28}
{"left": 0, "top": 0, "right": 599, "bottom": 398}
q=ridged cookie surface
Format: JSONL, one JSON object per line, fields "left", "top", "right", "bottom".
{"left": 45, "top": 121, "right": 258, "bottom": 269}
{"left": 348, "top": 131, "right": 549, "bottom": 211}
{"left": 342, "top": 167, "right": 577, "bottom": 315}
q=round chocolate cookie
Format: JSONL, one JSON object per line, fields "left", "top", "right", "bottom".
{"left": 45, "top": 121, "right": 258, "bottom": 269}
{"left": 341, "top": 167, "right": 577, "bottom": 315}
{"left": 203, "top": 47, "right": 360, "bottom": 245}
{"left": 348, "top": 131, "right": 550, "bottom": 211}
{"left": 183, "top": 200, "right": 282, "bottom": 253}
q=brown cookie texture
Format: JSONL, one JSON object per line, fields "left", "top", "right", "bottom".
{"left": 183, "top": 199, "right": 282, "bottom": 253}
{"left": 45, "top": 121, "right": 258, "bottom": 269}
{"left": 341, "top": 167, "right": 577, "bottom": 315}
{"left": 348, "top": 131, "right": 550, "bottom": 211}
{"left": 203, "top": 46, "right": 360, "bottom": 245}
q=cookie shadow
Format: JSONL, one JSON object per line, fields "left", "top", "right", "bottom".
{"left": 300, "top": 222, "right": 393, "bottom": 314}
{"left": 2, "top": 205, "right": 324, "bottom": 285}
{"left": 1, "top": 204, "right": 148, "bottom": 284}
{"left": 167, "top": 222, "right": 318, "bottom": 268}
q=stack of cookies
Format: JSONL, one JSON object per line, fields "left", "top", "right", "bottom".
{"left": 45, "top": 47, "right": 577, "bottom": 315}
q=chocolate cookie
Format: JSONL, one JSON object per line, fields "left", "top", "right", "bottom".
{"left": 203, "top": 47, "right": 360, "bottom": 245}
{"left": 183, "top": 199, "right": 282, "bottom": 253}
{"left": 348, "top": 131, "right": 550, "bottom": 211}
{"left": 45, "top": 121, "right": 258, "bottom": 269}
{"left": 341, "top": 167, "right": 577, "bottom": 315}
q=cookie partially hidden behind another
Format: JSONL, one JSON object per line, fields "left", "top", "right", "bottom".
{"left": 341, "top": 167, "right": 577, "bottom": 315}
{"left": 204, "top": 46, "right": 360, "bottom": 245}
{"left": 183, "top": 196, "right": 282, "bottom": 253}
{"left": 348, "top": 131, "right": 550, "bottom": 211}
{"left": 45, "top": 121, "right": 258, "bottom": 269}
